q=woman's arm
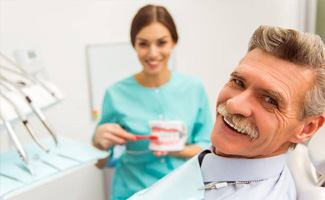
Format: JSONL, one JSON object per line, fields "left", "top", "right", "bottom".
{"left": 153, "top": 144, "right": 203, "bottom": 158}
{"left": 169, "top": 144, "right": 203, "bottom": 158}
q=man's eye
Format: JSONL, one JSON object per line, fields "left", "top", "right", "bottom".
{"left": 234, "top": 79, "right": 245, "bottom": 88}
{"left": 265, "top": 97, "right": 278, "bottom": 106}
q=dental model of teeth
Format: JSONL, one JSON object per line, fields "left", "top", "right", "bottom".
{"left": 148, "top": 122, "right": 187, "bottom": 151}
{"left": 151, "top": 127, "right": 181, "bottom": 143}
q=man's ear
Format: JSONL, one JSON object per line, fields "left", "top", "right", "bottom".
{"left": 290, "top": 114, "right": 325, "bottom": 143}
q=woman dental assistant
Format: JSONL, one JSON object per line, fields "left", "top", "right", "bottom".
{"left": 93, "top": 4, "right": 213, "bottom": 200}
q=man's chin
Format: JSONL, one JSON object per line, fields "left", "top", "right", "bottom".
{"left": 211, "top": 144, "right": 244, "bottom": 157}
{"left": 210, "top": 137, "right": 240, "bottom": 157}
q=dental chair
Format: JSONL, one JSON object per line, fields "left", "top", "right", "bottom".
{"left": 287, "top": 129, "right": 325, "bottom": 200}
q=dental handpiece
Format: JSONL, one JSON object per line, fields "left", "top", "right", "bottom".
{"left": 0, "top": 118, "right": 29, "bottom": 164}
{"left": 0, "top": 91, "right": 49, "bottom": 152}
{"left": 25, "top": 96, "right": 58, "bottom": 145}
{"left": 0, "top": 77, "right": 59, "bottom": 146}
{"left": 0, "top": 117, "right": 35, "bottom": 176}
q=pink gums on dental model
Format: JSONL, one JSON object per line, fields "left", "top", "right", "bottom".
{"left": 148, "top": 121, "right": 187, "bottom": 151}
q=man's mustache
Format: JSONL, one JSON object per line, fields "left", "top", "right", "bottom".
{"left": 217, "top": 104, "right": 259, "bottom": 141}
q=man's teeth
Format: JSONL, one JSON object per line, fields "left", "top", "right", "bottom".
{"left": 224, "top": 117, "right": 247, "bottom": 135}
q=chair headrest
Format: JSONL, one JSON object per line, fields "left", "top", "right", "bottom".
{"left": 308, "top": 128, "right": 325, "bottom": 175}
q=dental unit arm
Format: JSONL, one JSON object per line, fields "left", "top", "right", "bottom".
{"left": 0, "top": 75, "right": 59, "bottom": 146}
{"left": 0, "top": 52, "right": 59, "bottom": 100}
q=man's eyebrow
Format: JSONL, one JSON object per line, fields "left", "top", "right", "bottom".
{"left": 230, "top": 72, "right": 246, "bottom": 81}
{"left": 230, "top": 72, "right": 285, "bottom": 104}
{"left": 263, "top": 89, "right": 284, "bottom": 105}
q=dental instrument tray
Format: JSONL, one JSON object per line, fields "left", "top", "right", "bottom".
{"left": 0, "top": 136, "right": 109, "bottom": 199}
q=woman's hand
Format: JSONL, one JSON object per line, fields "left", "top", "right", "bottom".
{"left": 93, "top": 123, "right": 136, "bottom": 150}
{"left": 153, "top": 150, "right": 188, "bottom": 157}
{"left": 153, "top": 151, "right": 169, "bottom": 157}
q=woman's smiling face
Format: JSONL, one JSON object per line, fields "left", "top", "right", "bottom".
{"left": 134, "top": 22, "right": 175, "bottom": 75}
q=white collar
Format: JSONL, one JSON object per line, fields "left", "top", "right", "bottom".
{"left": 201, "top": 146, "right": 287, "bottom": 182}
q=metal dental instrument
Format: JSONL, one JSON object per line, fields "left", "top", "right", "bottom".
{"left": 0, "top": 89, "right": 49, "bottom": 152}
{"left": 0, "top": 117, "right": 35, "bottom": 176}
{"left": 0, "top": 76, "right": 59, "bottom": 146}
{"left": 0, "top": 52, "right": 58, "bottom": 99}
{"left": 198, "top": 179, "right": 265, "bottom": 190}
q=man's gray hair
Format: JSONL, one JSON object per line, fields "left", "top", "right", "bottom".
{"left": 248, "top": 25, "right": 325, "bottom": 120}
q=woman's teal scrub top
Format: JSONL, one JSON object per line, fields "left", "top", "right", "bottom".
{"left": 97, "top": 71, "right": 213, "bottom": 200}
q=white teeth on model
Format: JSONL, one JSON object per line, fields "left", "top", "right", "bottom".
{"left": 154, "top": 132, "right": 180, "bottom": 141}
{"left": 224, "top": 117, "right": 247, "bottom": 135}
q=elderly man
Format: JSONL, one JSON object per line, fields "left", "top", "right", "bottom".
{"left": 128, "top": 25, "right": 325, "bottom": 200}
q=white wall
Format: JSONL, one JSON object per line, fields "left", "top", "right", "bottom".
{"left": 0, "top": 0, "right": 315, "bottom": 199}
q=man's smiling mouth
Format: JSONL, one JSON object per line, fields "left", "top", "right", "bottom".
{"left": 223, "top": 116, "right": 248, "bottom": 136}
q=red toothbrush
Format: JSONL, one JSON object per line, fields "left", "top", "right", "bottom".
{"left": 134, "top": 135, "right": 158, "bottom": 140}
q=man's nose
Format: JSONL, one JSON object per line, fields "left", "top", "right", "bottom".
{"left": 226, "top": 91, "right": 253, "bottom": 117}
